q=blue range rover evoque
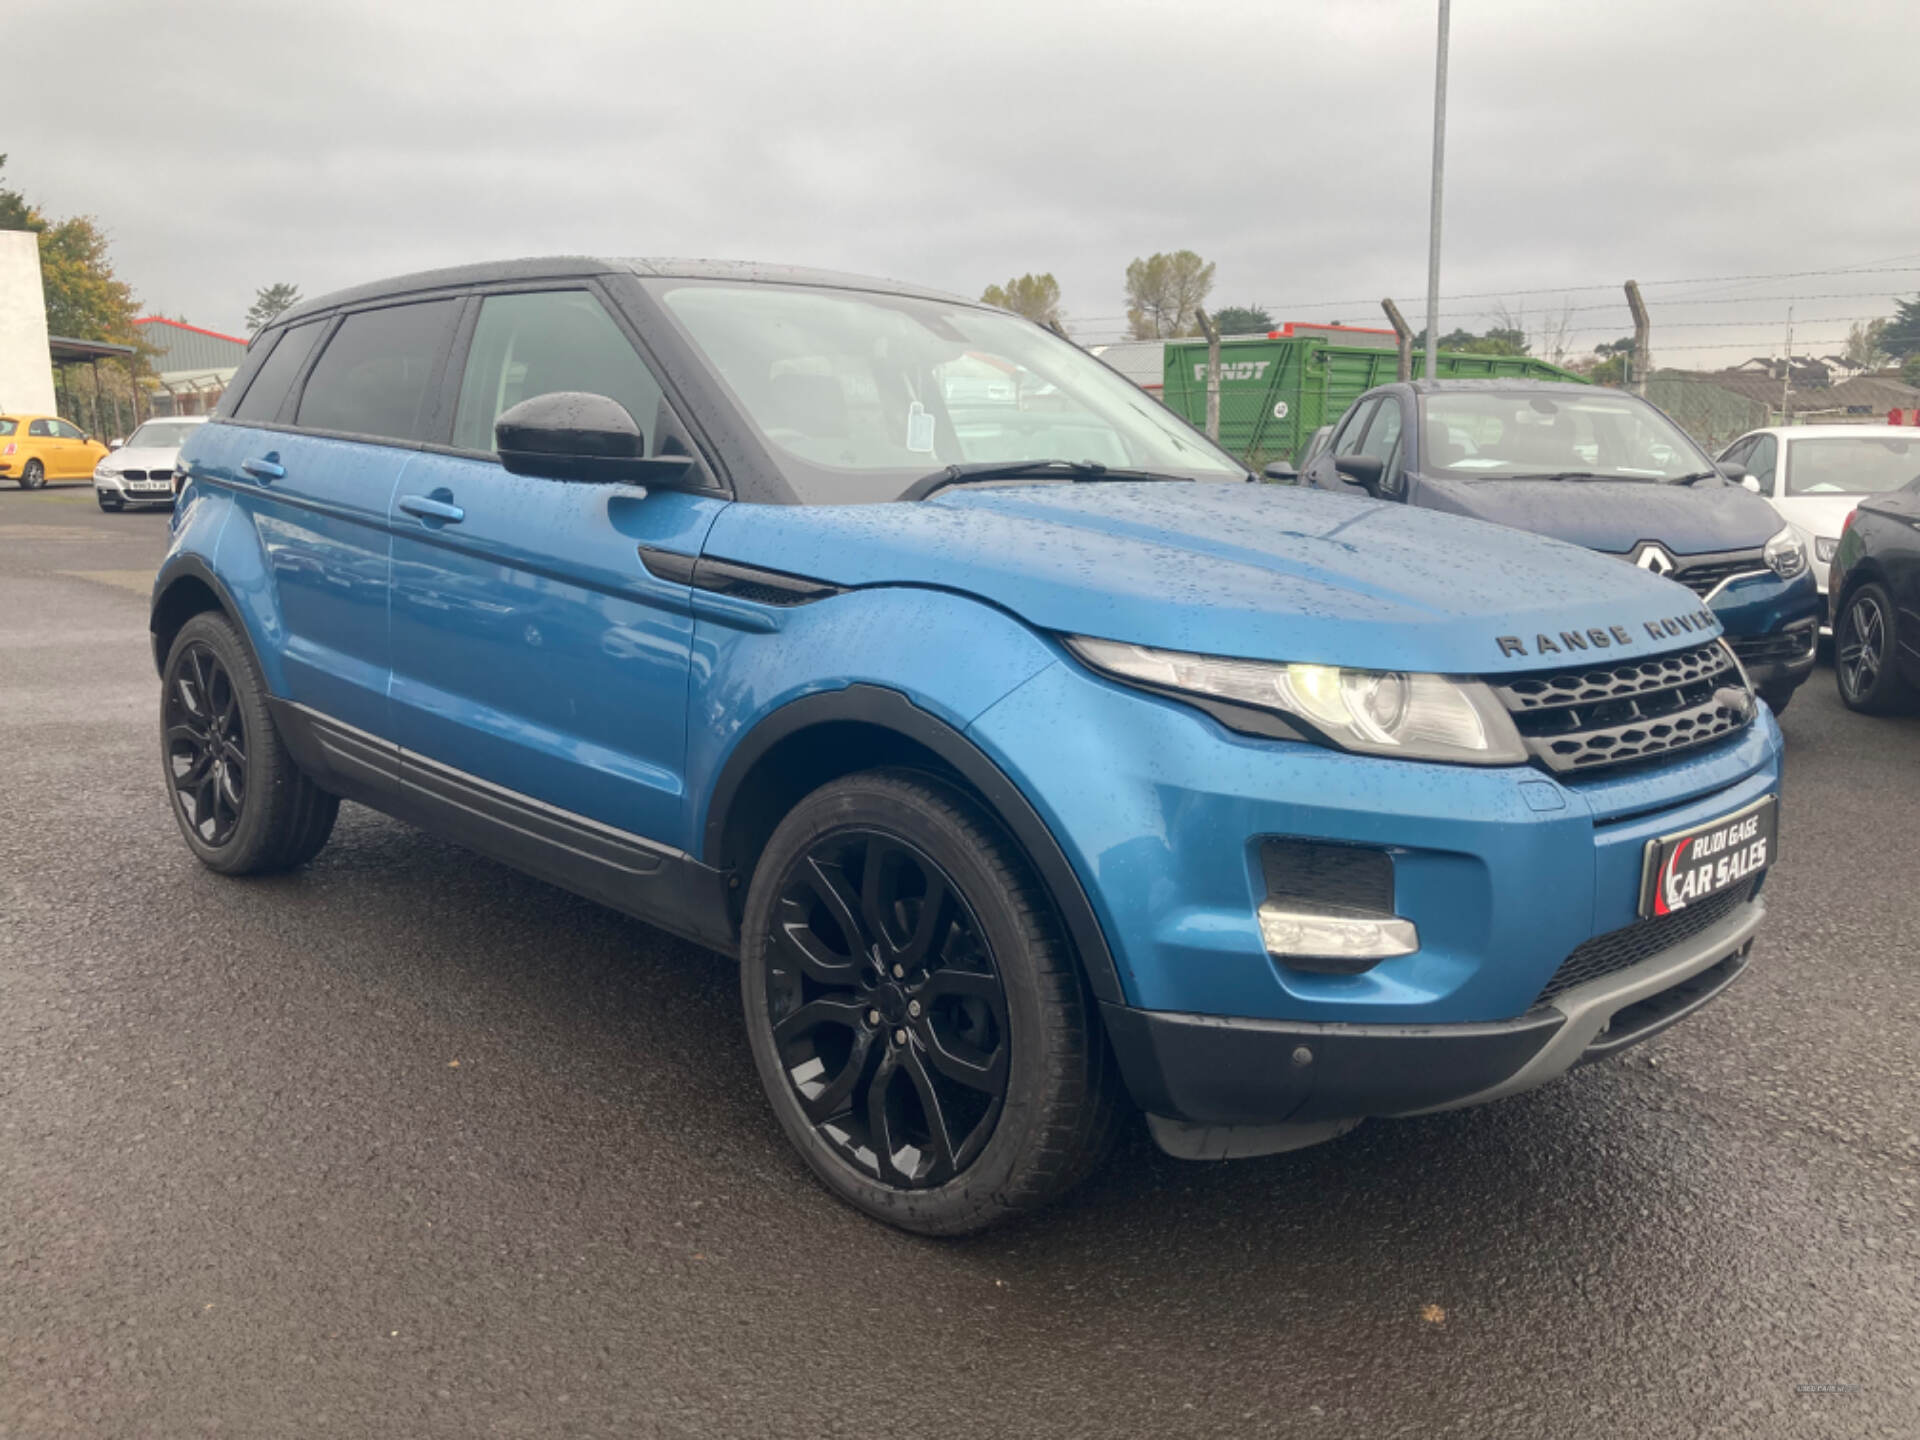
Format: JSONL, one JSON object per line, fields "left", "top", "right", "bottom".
{"left": 153, "top": 259, "right": 1783, "bottom": 1232}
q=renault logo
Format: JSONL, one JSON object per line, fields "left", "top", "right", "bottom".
{"left": 1632, "top": 543, "right": 1677, "bottom": 576}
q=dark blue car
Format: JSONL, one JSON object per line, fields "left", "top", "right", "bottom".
{"left": 1298, "top": 380, "right": 1822, "bottom": 712}
{"left": 152, "top": 261, "right": 1782, "bottom": 1231}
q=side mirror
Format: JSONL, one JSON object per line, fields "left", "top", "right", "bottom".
{"left": 1332, "top": 453, "right": 1386, "bottom": 494}
{"left": 1263, "top": 460, "right": 1299, "bottom": 483}
{"left": 108, "top": 438, "right": 124, "bottom": 451}
{"left": 495, "top": 391, "right": 701, "bottom": 488}
{"left": 1741, "top": 475, "right": 1762, "bottom": 494}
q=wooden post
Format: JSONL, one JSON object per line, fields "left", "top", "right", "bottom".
{"left": 1625, "top": 280, "right": 1650, "bottom": 397}
{"left": 1195, "top": 307, "right": 1222, "bottom": 442}
{"left": 1382, "top": 298, "right": 1415, "bottom": 381}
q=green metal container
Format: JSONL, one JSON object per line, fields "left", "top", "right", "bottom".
{"left": 1159, "top": 338, "right": 1588, "bottom": 468}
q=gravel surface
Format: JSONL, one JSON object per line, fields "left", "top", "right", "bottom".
{"left": 2, "top": 486, "right": 1914, "bottom": 1438}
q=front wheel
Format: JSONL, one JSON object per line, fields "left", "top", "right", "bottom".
{"left": 19, "top": 459, "right": 45, "bottom": 490}
{"left": 161, "top": 612, "right": 340, "bottom": 873}
{"left": 740, "top": 769, "right": 1123, "bottom": 1234}
{"left": 1835, "top": 582, "right": 1918, "bottom": 715}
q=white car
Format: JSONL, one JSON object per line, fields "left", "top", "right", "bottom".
{"left": 1718, "top": 424, "right": 1920, "bottom": 627}
{"left": 93, "top": 416, "right": 207, "bottom": 511}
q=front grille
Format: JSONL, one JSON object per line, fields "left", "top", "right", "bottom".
{"left": 116, "top": 468, "right": 147, "bottom": 481}
{"left": 1490, "top": 642, "right": 1755, "bottom": 775}
{"left": 1731, "top": 620, "right": 1817, "bottom": 665}
{"left": 1671, "top": 553, "right": 1767, "bottom": 599}
{"left": 1533, "top": 880, "right": 1754, "bottom": 1006}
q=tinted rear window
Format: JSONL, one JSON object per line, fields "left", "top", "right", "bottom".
{"left": 232, "top": 321, "right": 326, "bottom": 424}
{"left": 296, "top": 301, "right": 457, "bottom": 443}
{"left": 0, "top": 420, "right": 15, "bottom": 436}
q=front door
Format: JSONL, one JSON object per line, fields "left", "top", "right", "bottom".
{"left": 386, "top": 287, "right": 726, "bottom": 852}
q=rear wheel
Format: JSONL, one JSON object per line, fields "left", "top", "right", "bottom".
{"left": 161, "top": 611, "right": 339, "bottom": 873}
{"left": 1835, "top": 582, "right": 1918, "bottom": 714}
{"left": 740, "top": 769, "right": 1123, "bottom": 1234}
{"left": 20, "top": 459, "right": 45, "bottom": 490}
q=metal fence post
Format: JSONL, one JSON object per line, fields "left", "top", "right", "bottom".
{"left": 1195, "top": 308, "right": 1222, "bottom": 442}
{"left": 1625, "top": 280, "right": 1650, "bottom": 397}
{"left": 1382, "top": 299, "right": 1414, "bottom": 382}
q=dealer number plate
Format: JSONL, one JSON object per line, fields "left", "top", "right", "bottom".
{"left": 1639, "top": 796, "right": 1776, "bottom": 918}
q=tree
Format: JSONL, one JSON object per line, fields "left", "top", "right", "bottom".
{"left": 1125, "top": 250, "right": 1215, "bottom": 339}
{"left": 1903, "top": 354, "right": 1920, "bottom": 388}
{"left": 38, "top": 214, "right": 141, "bottom": 342}
{"left": 246, "top": 282, "right": 303, "bottom": 334}
{"left": 1843, "top": 318, "right": 1890, "bottom": 371}
{"left": 0, "top": 154, "right": 32, "bottom": 230}
{"left": 979, "top": 273, "right": 1061, "bottom": 328}
{"left": 1211, "top": 305, "right": 1273, "bottom": 335}
{"left": 1879, "top": 297, "right": 1920, "bottom": 360}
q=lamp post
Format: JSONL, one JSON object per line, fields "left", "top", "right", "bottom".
{"left": 1423, "top": 0, "right": 1451, "bottom": 381}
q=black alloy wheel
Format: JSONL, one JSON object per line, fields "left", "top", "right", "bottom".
{"left": 763, "top": 826, "right": 1010, "bottom": 1189}
{"left": 741, "top": 770, "right": 1124, "bottom": 1233}
{"left": 165, "top": 641, "right": 249, "bottom": 846}
{"left": 1836, "top": 582, "right": 1916, "bottom": 714}
{"left": 20, "top": 459, "right": 45, "bottom": 490}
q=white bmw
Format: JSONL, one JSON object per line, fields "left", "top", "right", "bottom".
{"left": 93, "top": 416, "right": 207, "bottom": 512}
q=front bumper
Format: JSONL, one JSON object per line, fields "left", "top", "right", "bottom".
{"left": 966, "top": 648, "right": 1784, "bottom": 1142}
{"left": 1106, "top": 890, "right": 1761, "bottom": 1141}
{"left": 94, "top": 473, "right": 177, "bottom": 504}
{"left": 1712, "top": 569, "right": 1821, "bottom": 691}
{"left": 1729, "top": 616, "right": 1819, "bottom": 693}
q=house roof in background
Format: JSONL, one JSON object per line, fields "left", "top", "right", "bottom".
{"left": 132, "top": 316, "right": 249, "bottom": 376}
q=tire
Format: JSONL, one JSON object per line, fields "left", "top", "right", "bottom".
{"left": 160, "top": 611, "right": 339, "bottom": 874}
{"left": 97, "top": 492, "right": 124, "bottom": 513}
{"left": 1834, "top": 582, "right": 1918, "bottom": 715}
{"left": 1758, "top": 684, "right": 1793, "bottom": 717}
{"left": 740, "top": 768, "right": 1124, "bottom": 1234}
{"left": 20, "top": 459, "right": 45, "bottom": 490}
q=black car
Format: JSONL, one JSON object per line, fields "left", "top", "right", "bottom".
{"left": 1829, "top": 476, "right": 1920, "bottom": 713}
{"left": 1289, "top": 380, "right": 1825, "bottom": 713}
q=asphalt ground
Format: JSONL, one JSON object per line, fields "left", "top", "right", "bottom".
{"left": 1, "top": 482, "right": 1915, "bottom": 1439}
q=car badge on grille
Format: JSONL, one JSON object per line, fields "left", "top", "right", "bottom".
{"left": 1632, "top": 542, "right": 1677, "bottom": 576}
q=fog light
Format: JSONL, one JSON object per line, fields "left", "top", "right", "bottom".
{"left": 1257, "top": 902, "right": 1418, "bottom": 968}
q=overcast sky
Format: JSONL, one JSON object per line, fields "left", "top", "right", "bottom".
{"left": 13, "top": 0, "right": 1920, "bottom": 366}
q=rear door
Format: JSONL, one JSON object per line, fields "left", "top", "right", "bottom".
{"left": 207, "top": 299, "right": 460, "bottom": 740}
{"left": 386, "top": 284, "right": 728, "bottom": 851}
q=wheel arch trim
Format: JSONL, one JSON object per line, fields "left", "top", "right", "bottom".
{"left": 702, "top": 683, "right": 1124, "bottom": 1004}
{"left": 150, "top": 553, "right": 268, "bottom": 683}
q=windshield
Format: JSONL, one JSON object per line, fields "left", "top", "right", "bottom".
{"left": 1786, "top": 436, "right": 1920, "bottom": 496}
{"left": 1419, "top": 390, "right": 1706, "bottom": 482}
{"left": 126, "top": 421, "right": 201, "bottom": 450}
{"left": 648, "top": 280, "right": 1245, "bottom": 502}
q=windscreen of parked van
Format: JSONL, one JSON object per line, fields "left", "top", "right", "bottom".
{"left": 1785, "top": 436, "right": 1920, "bottom": 496}
{"left": 649, "top": 281, "right": 1245, "bottom": 503}
{"left": 1421, "top": 391, "right": 1707, "bottom": 482}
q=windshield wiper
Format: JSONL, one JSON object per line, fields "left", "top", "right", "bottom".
{"left": 902, "top": 459, "right": 1194, "bottom": 502}
{"left": 1669, "top": 470, "right": 1720, "bottom": 486}
{"left": 1509, "top": 471, "right": 1652, "bottom": 484}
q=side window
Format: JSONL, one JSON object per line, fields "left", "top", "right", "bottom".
{"left": 233, "top": 321, "right": 327, "bottom": 424}
{"left": 452, "top": 290, "right": 668, "bottom": 455}
{"left": 28, "top": 419, "right": 53, "bottom": 437}
{"left": 1719, "top": 437, "right": 1753, "bottom": 469}
{"left": 296, "top": 300, "right": 459, "bottom": 442}
{"left": 51, "top": 419, "right": 86, "bottom": 440}
{"left": 1747, "top": 435, "right": 1779, "bottom": 493}
{"left": 1331, "top": 401, "right": 1377, "bottom": 459}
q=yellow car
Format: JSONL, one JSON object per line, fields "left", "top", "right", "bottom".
{"left": 0, "top": 413, "right": 111, "bottom": 490}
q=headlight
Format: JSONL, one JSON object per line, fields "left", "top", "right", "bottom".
{"left": 1064, "top": 636, "right": 1528, "bottom": 765}
{"left": 1763, "top": 526, "right": 1808, "bottom": 579}
{"left": 94, "top": 462, "right": 116, "bottom": 478}
{"left": 1814, "top": 536, "right": 1838, "bottom": 565}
